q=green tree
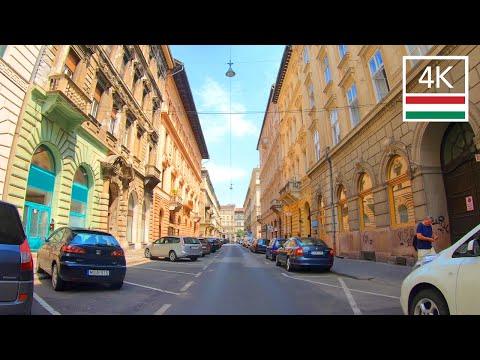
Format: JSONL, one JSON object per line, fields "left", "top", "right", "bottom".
{"left": 235, "top": 229, "right": 245, "bottom": 238}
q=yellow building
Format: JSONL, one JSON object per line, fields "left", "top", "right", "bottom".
{"left": 260, "top": 45, "right": 480, "bottom": 265}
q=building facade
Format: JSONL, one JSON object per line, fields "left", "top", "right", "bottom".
{"left": 220, "top": 204, "right": 235, "bottom": 240}
{"left": 2, "top": 45, "right": 208, "bottom": 251}
{"left": 234, "top": 208, "right": 244, "bottom": 239}
{"left": 200, "top": 168, "right": 222, "bottom": 237}
{"left": 243, "top": 167, "right": 262, "bottom": 238}
{"left": 260, "top": 45, "right": 480, "bottom": 265}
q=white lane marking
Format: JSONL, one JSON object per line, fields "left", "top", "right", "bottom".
{"left": 124, "top": 281, "right": 181, "bottom": 296}
{"left": 343, "top": 287, "right": 400, "bottom": 300}
{"left": 264, "top": 261, "right": 271, "bottom": 265}
{"left": 133, "top": 267, "right": 198, "bottom": 276}
{"left": 338, "top": 277, "right": 362, "bottom": 315}
{"left": 282, "top": 273, "right": 342, "bottom": 289}
{"left": 195, "top": 272, "right": 202, "bottom": 278}
{"left": 154, "top": 304, "right": 172, "bottom": 315}
{"left": 202, "top": 265, "right": 209, "bottom": 270}
{"left": 33, "top": 292, "right": 61, "bottom": 315}
{"left": 180, "top": 281, "right": 194, "bottom": 292}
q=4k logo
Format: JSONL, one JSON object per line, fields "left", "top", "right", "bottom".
{"left": 403, "top": 56, "right": 468, "bottom": 122}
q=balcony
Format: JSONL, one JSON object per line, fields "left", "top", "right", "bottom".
{"left": 279, "top": 179, "right": 301, "bottom": 206}
{"left": 256, "top": 215, "right": 262, "bottom": 223}
{"left": 144, "top": 164, "right": 161, "bottom": 191}
{"left": 42, "top": 74, "right": 91, "bottom": 132}
{"left": 270, "top": 199, "right": 282, "bottom": 213}
{"left": 169, "top": 195, "right": 183, "bottom": 212}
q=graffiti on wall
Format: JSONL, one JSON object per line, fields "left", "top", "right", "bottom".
{"left": 398, "top": 228, "right": 415, "bottom": 246}
{"left": 432, "top": 215, "right": 449, "bottom": 234}
{"left": 362, "top": 233, "right": 373, "bottom": 246}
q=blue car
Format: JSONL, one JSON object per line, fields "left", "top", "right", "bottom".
{"left": 276, "top": 237, "right": 334, "bottom": 272}
{"left": 251, "top": 238, "right": 269, "bottom": 253}
{"left": 265, "top": 238, "right": 287, "bottom": 261}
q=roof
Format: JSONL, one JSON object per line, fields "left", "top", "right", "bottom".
{"left": 272, "top": 45, "right": 293, "bottom": 104}
{"left": 172, "top": 59, "right": 209, "bottom": 159}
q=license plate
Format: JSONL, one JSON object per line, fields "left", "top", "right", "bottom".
{"left": 311, "top": 251, "right": 324, "bottom": 255}
{"left": 87, "top": 270, "right": 109, "bottom": 276}
{"left": 191, "top": 246, "right": 198, "bottom": 250}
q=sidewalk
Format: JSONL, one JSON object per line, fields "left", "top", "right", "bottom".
{"left": 124, "top": 248, "right": 150, "bottom": 267}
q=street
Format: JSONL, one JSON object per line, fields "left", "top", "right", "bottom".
{"left": 31, "top": 243, "right": 409, "bottom": 315}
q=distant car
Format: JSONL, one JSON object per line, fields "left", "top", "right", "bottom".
{"left": 198, "top": 238, "right": 212, "bottom": 256}
{"left": 0, "top": 200, "right": 33, "bottom": 315}
{"left": 266, "top": 238, "right": 288, "bottom": 261}
{"left": 400, "top": 223, "right": 480, "bottom": 315}
{"left": 206, "top": 238, "right": 221, "bottom": 253}
{"left": 145, "top": 236, "right": 203, "bottom": 261}
{"left": 276, "top": 237, "right": 334, "bottom": 272}
{"left": 251, "top": 238, "right": 269, "bottom": 253}
{"left": 36, "top": 227, "right": 126, "bottom": 291}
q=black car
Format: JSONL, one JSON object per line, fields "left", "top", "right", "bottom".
{"left": 0, "top": 201, "right": 33, "bottom": 315}
{"left": 206, "top": 238, "right": 221, "bottom": 253}
{"left": 36, "top": 227, "right": 126, "bottom": 291}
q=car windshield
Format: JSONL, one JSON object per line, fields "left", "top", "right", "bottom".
{"left": 198, "top": 239, "right": 207, "bottom": 244}
{"left": 258, "top": 239, "right": 268, "bottom": 245}
{"left": 276, "top": 239, "right": 287, "bottom": 246}
{"left": 71, "top": 232, "right": 121, "bottom": 247}
{"left": 297, "top": 238, "right": 327, "bottom": 247}
{"left": 183, "top": 237, "right": 200, "bottom": 244}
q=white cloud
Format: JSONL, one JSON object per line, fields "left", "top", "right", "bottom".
{"left": 196, "top": 77, "right": 258, "bottom": 143}
{"left": 204, "top": 162, "right": 247, "bottom": 184}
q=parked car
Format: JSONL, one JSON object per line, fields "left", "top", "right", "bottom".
{"left": 36, "top": 227, "right": 126, "bottom": 291}
{"left": 276, "top": 237, "right": 334, "bottom": 271}
{"left": 266, "top": 238, "right": 288, "bottom": 261}
{"left": 400, "top": 223, "right": 480, "bottom": 315}
{"left": 251, "top": 238, "right": 269, "bottom": 253}
{"left": 145, "top": 236, "right": 203, "bottom": 261}
{"left": 206, "top": 238, "right": 221, "bottom": 253}
{"left": 198, "top": 238, "right": 212, "bottom": 257}
{"left": 0, "top": 200, "right": 33, "bottom": 315}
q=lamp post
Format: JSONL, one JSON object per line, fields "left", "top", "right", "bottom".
{"left": 225, "top": 49, "right": 235, "bottom": 197}
{"left": 325, "top": 146, "right": 336, "bottom": 254}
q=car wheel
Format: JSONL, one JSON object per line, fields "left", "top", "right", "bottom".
{"left": 190, "top": 257, "right": 198, "bottom": 261}
{"left": 169, "top": 251, "right": 177, "bottom": 262}
{"left": 410, "top": 288, "right": 449, "bottom": 315}
{"left": 51, "top": 263, "right": 65, "bottom": 291}
{"left": 110, "top": 282, "right": 123, "bottom": 290}
{"left": 286, "top": 257, "right": 294, "bottom": 272}
{"left": 35, "top": 255, "right": 45, "bottom": 274}
{"left": 144, "top": 248, "right": 151, "bottom": 259}
{"left": 202, "top": 254, "right": 205, "bottom": 257}
{"left": 265, "top": 253, "right": 269, "bottom": 259}
{"left": 275, "top": 256, "right": 281, "bottom": 266}
{"left": 211, "top": 249, "right": 216, "bottom": 254}
{"left": 271, "top": 255, "right": 276, "bottom": 262}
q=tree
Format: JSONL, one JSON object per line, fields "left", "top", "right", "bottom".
{"left": 235, "top": 229, "right": 245, "bottom": 238}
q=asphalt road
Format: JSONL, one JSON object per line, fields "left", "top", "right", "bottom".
{"left": 31, "top": 244, "right": 404, "bottom": 315}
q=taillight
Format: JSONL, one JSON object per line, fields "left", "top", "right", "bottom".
{"left": 329, "top": 248, "right": 335, "bottom": 256}
{"left": 111, "top": 250, "right": 124, "bottom": 256}
{"left": 61, "top": 245, "right": 86, "bottom": 254}
{"left": 272, "top": 249, "right": 277, "bottom": 253}
{"left": 20, "top": 239, "right": 33, "bottom": 271}
{"left": 295, "top": 247, "right": 304, "bottom": 256}
{"left": 18, "top": 293, "right": 28, "bottom": 301}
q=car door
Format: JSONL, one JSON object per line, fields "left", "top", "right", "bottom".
{"left": 151, "top": 238, "right": 165, "bottom": 257}
{"left": 42, "top": 228, "right": 63, "bottom": 274}
{"left": 278, "top": 240, "right": 291, "bottom": 264}
{"left": 455, "top": 231, "right": 480, "bottom": 314}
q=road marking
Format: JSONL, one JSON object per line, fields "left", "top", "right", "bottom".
{"left": 133, "top": 267, "right": 198, "bottom": 276}
{"left": 180, "top": 281, "right": 194, "bottom": 292}
{"left": 264, "top": 261, "right": 271, "bottom": 265}
{"left": 124, "top": 281, "right": 181, "bottom": 296}
{"left": 195, "top": 272, "right": 202, "bottom": 278}
{"left": 33, "top": 292, "right": 61, "bottom": 315}
{"left": 154, "top": 304, "right": 172, "bottom": 315}
{"left": 282, "top": 273, "right": 400, "bottom": 299}
{"left": 338, "top": 278, "right": 362, "bottom": 315}
{"left": 202, "top": 265, "right": 209, "bottom": 270}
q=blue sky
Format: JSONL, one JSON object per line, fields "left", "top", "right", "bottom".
{"left": 170, "top": 45, "right": 284, "bottom": 208}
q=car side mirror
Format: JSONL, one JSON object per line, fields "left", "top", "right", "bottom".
{"left": 467, "top": 239, "right": 480, "bottom": 256}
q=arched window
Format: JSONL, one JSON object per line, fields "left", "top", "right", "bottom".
{"left": 127, "top": 193, "right": 135, "bottom": 243}
{"left": 388, "top": 156, "right": 415, "bottom": 225}
{"left": 318, "top": 196, "right": 326, "bottom": 237}
{"left": 358, "top": 173, "right": 375, "bottom": 230}
{"left": 338, "top": 186, "right": 349, "bottom": 232}
{"left": 69, "top": 166, "right": 89, "bottom": 227}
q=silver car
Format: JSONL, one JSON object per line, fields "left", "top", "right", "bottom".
{"left": 144, "top": 236, "right": 202, "bottom": 262}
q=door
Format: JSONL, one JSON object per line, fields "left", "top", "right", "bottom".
{"left": 151, "top": 238, "right": 164, "bottom": 257}
{"left": 24, "top": 202, "right": 51, "bottom": 252}
{"left": 442, "top": 123, "right": 480, "bottom": 243}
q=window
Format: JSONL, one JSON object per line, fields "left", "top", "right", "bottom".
{"left": 323, "top": 56, "right": 332, "bottom": 85}
{"left": 358, "top": 173, "right": 375, "bottom": 230}
{"left": 90, "top": 83, "right": 104, "bottom": 119}
{"left": 330, "top": 108, "right": 340, "bottom": 145}
{"left": 387, "top": 156, "right": 415, "bottom": 225}
{"left": 368, "top": 49, "right": 390, "bottom": 102}
{"left": 123, "top": 117, "right": 133, "bottom": 147}
{"left": 0, "top": 45, "right": 7, "bottom": 58}
{"left": 303, "top": 151, "right": 307, "bottom": 173}
{"left": 70, "top": 167, "right": 89, "bottom": 228}
{"left": 308, "top": 83, "right": 315, "bottom": 109}
{"left": 347, "top": 83, "right": 361, "bottom": 127}
{"left": 109, "top": 105, "right": 118, "bottom": 135}
{"left": 339, "top": 45, "right": 348, "bottom": 60}
{"left": 142, "top": 88, "right": 149, "bottom": 111}
{"left": 313, "top": 130, "right": 320, "bottom": 161}
{"left": 318, "top": 197, "right": 326, "bottom": 237}
{"left": 338, "top": 186, "right": 349, "bottom": 232}
{"left": 406, "top": 45, "right": 432, "bottom": 57}
{"left": 119, "top": 47, "right": 131, "bottom": 77}
{"left": 135, "top": 130, "right": 142, "bottom": 158}
{"left": 63, "top": 49, "right": 80, "bottom": 79}
{"left": 303, "top": 46, "right": 309, "bottom": 64}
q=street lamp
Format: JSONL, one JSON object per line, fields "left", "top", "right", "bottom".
{"left": 225, "top": 61, "right": 236, "bottom": 77}
{"left": 225, "top": 48, "right": 236, "bottom": 195}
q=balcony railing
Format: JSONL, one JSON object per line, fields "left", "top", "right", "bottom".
{"left": 169, "top": 195, "right": 183, "bottom": 212}
{"left": 279, "top": 179, "right": 301, "bottom": 206}
{"left": 144, "top": 164, "right": 161, "bottom": 190}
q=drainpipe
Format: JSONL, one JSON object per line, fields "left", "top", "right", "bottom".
{"left": 325, "top": 146, "right": 336, "bottom": 254}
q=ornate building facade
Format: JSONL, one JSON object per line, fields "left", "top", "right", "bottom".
{"left": 200, "top": 168, "right": 222, "bottom": 237}
{"left": 243, "top": 167, "right": 261, "bottom": 238}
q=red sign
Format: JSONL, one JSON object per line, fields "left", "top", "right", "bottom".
{"left": 466, "top": 196, "right": 474, "bottom": 211}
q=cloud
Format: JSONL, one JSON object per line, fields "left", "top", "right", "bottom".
{"left": 204, "top": 162, "right": 248, "bottom": 184}
{"left": 195, "top": 77, "right": 258, "bottom": 143}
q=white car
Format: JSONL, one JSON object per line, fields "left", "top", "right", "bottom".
{"left": 400, "top": 223, "right": 480, "bottom": 315}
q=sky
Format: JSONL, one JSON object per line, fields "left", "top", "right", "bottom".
{"left": 170, "top": 45, "right": 285, "bottom": 208}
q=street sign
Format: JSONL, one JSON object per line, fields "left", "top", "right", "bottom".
{"left": 466, "top": 196, "right": 474, "bottom": 211}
